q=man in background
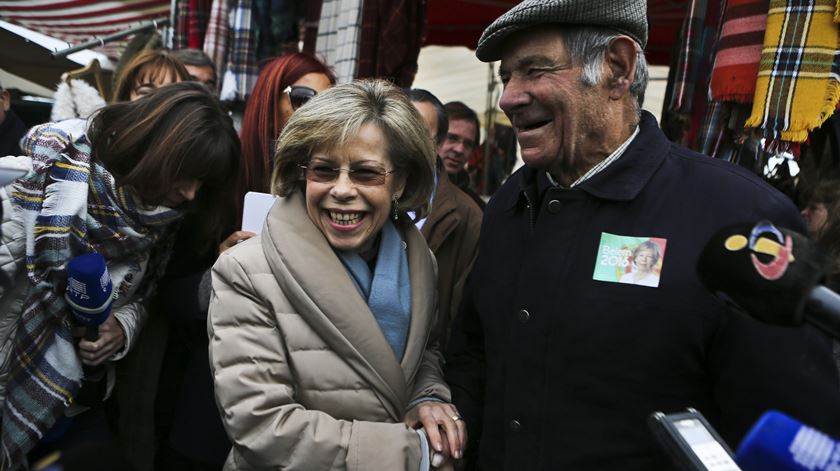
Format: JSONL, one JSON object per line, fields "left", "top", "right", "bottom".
{"left": 0, "top": 79, "right": 26, "bottom": 156}
{"left": 442, "top": 101, "right": 485, "bottom": 209}
{"left": 172, "top": 48, "right": 217, "bottom": 93}
{"left": 408, "top": 89, "right": 482, "bottom": 351}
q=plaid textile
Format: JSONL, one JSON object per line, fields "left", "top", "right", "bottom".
{"left": 253, "top": 0, "right": 299, "bottom": 60}
{"left": 188, "top": 0, "right": 213, "bottom": 49}
{"left": 203, "top": 0, "right": 231, "bottom": 96}
{"left": 746, "top": 0, "right": 840, "bottom": 143}
{"left": 0, "top": 120, "right": 180, "bottom": 468}
{"left": 315, "top": 0, "right": 364, "bottom": 84}
{"left": 356, "top": 0, "right": 425, "bottom": 87}
{"left": 667, "top": 0, "right": 711, "bottom": 114}
{"left": 174, "top": 0, "right": 191, "bottom": 50}
{"left": 711, "top": 0, "right": 770, "bottom": 102}
{"left": 220, "top": 0, "right": 258, "bottom": 102}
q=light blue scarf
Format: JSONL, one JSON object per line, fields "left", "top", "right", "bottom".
{"left": 337, "top": 220, "right": 411, "bottom": 360}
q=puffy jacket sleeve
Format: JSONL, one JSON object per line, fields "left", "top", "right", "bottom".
{"left": 110, "top": 301, "right": 148, "bottom": 361}
{"left": 208, "top": 249, "right": 426, "bottom": 471}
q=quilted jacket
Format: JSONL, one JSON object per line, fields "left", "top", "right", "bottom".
{"left": 208, "top": 191, "right": 450, "bottom": 470}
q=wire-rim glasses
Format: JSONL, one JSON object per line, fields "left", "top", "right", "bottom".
{"left": 300, "top": 163, "right": 396, "bottom": 186}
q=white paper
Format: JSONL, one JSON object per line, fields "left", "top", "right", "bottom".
{"left": 242, "top": 191, "right": 277, "bottom": 234}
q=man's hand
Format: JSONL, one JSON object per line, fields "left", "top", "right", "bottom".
{"left": 405, "top": 401, "right": 467, "bottom": 461}
{"left": 77, "top": 314, "right": 125, "bottom": 365}
{"left": 218, "top": 230, "right": 256, "bottom": 255}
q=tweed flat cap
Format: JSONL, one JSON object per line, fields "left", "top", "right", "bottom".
{"left": 476, "top": 0, "right": 648, "bottom": 62}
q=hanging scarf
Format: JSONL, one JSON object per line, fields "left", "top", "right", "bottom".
{"left": 0, "top": 120, "right": 181, "bottom": 468}
{"left": 666, "top": 0, "right": 711, "bottom": 114}
{"left": 337, "top": 220, "right": 411, "bottom": 360}
{"left": 745, "top": 0, "right": 840, "bottom": 143}
{"left": 710, "top": 0, "right": 770, "bottom": 102}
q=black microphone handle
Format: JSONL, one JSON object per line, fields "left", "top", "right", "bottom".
{"left": 84, "top": 325, "right": 100, "bottom": 342}
{"left": 804, "top": 286, "right": 840, "bottom": 340}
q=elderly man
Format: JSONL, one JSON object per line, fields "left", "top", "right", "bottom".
{"left": 0, "top": 80, "right": 26, "bottom": 156}
{"left": 444, "top": 1, "right": 840, "bottom": 470}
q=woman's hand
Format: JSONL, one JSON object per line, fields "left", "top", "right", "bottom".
{"left": 218, "top": 230, "right": 256, "bottom": 255}
{"left": 405, "top": 401, "right": 467, "bottom": 461}
{"left": 77, "top": 314, "right": 125, "bottom": 365}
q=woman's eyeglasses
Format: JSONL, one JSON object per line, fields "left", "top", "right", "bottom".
{"left": 284, "top": 85, "right": 318, "bottom": 110}
{"left": 300, "top": 163, "right": 395, "bottom": 186}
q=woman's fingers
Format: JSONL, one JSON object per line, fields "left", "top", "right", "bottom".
{"left": 77, "top": 315, "right": 125, "bottom": 365}
{"left": 218, "top": 230, "right": 256, "bottom": 254}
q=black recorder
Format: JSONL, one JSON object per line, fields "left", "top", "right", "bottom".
{"left": 648, "top": 408, "right": 742, "bottom": 471}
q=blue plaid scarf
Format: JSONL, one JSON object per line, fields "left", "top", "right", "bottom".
{"left": 0, "top": 119, "right": 181, "bottom": 468}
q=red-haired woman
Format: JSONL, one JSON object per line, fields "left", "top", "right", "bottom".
{"left": 235, "top": 53, "right": 335, "bottom": 229}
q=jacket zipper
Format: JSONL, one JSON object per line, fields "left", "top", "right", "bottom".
{"left": 522, "top": 191, "right": 536, "bottom": 233}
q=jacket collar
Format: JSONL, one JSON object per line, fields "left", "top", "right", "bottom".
{"left": 421, "top": 165, "right": 461, "bottom": 251}
{"left": 517, "top": 111, "right": 669, "bottom": 207}
{"left": 261, "top": 191, "right": 435, "bottom": 421}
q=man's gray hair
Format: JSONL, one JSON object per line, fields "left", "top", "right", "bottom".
{"left": 560, "top": 27, "right": 649, "bottom": 113}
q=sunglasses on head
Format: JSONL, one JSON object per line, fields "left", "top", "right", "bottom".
{"left": 300, "top": 162, "right": 395, "bottom": 187}
{"left": 284, "top": 85, "right": 318, "bottom": 110}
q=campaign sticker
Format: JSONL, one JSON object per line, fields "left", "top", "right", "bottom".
{"left": 592, "top": 233, "right": 668, "bottom": 288}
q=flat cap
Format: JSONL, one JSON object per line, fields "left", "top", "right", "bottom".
{"left": 476, "top": 0, "right": 648, "bottom": 62}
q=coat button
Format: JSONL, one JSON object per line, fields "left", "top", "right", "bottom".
{"left": 547, "top": 199, "right": 561, "bottom": 213}
{"left": 517, "top": 309, "right": 530, "bottom": 323}
{"left": 509, "top": 419, "right": 522, "bottom": 432}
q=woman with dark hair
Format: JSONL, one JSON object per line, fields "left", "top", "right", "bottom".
{"left": 236, "top": 53, "right": 335, "bottom": 220}
{"left": 0, "top": 82, "right": 239, "bottom": 468}
{"left": 112, "top": 49, "right": 191, "bottom": 102}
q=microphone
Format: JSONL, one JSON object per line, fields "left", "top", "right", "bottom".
{"left": 65, "top": 253, "right": 113, "bottom": 407}
{"left": 736, "top": 410, "right": 840, "bottom": 471}
{"left": 65, "top": 252, "right": 113, "bottom": 341}
{"left": 696, "top": 221, "right": 840, "bottom": 339}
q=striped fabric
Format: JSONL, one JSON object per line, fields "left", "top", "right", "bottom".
{"left": 0, "top": 120, "right": 180, "bottom": 468}
{"left": 219, "top": 0, "right": 258, "bottom": 102}
{"left": 173, "top": 0, "right": 190, "bottom": 49}
{"left": 315, "top": 0, "right": 364, "bottom": 84}
{"left": 667, "top": 0, "right": 710, "bottom": 114}
{"left": 202, "top": 0, "right": 230, "bottom": 95}
{"left": 746, "top": 0, "right": 840, "bottom": 143}
{"left": 0, "top": 0, "right": 170, "bottom": 59}
{"left": 710, "top": 0, "right": 770, "bottom": 102}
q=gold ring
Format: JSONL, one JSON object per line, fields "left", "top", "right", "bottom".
{"left": 452, "top": 415, "right": 462, "bottom": 422}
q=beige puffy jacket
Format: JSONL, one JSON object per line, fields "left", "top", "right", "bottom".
{"left": 208, "top": 191, "right": 450, "bottom": 470}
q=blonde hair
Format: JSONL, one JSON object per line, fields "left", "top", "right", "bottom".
{"left": 273, "top": 79, "right": 436, "bottom": 218}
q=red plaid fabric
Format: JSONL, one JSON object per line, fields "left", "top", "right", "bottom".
{"left": 710, "top": 0, "right": 769, "bottom": 103}
{"left": 356, "top": 0, "right": 426, "bottom": 88}
{"left": 203, "top": 0, "right": 231, "bottom": 91}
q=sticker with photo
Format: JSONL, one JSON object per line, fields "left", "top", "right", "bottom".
{"left": 592, "top": 232, "right": 668, "bottom": 288}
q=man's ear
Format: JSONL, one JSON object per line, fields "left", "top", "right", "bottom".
{"left": 1, "top": 90, "right": 9, "bottom": 112}
{"left": 604, "top": 36, "right": 637, "bottom": 100}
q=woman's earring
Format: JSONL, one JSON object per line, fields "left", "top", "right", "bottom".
{"left": 392, "top": 196, "right": 399, "bottom": 221}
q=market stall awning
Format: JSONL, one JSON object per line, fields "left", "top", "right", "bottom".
{"left": 0, "top": 19, "right": 114, "bottom": 91}
{"left": 0, "top": 0, "right": 169, "bottom": 59}
{"left": 425, "top": 0, "right": 688, "bottom": 66}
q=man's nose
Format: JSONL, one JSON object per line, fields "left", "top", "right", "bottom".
{"left": 499, "top": 77, "right": 530, "bottom": 115}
